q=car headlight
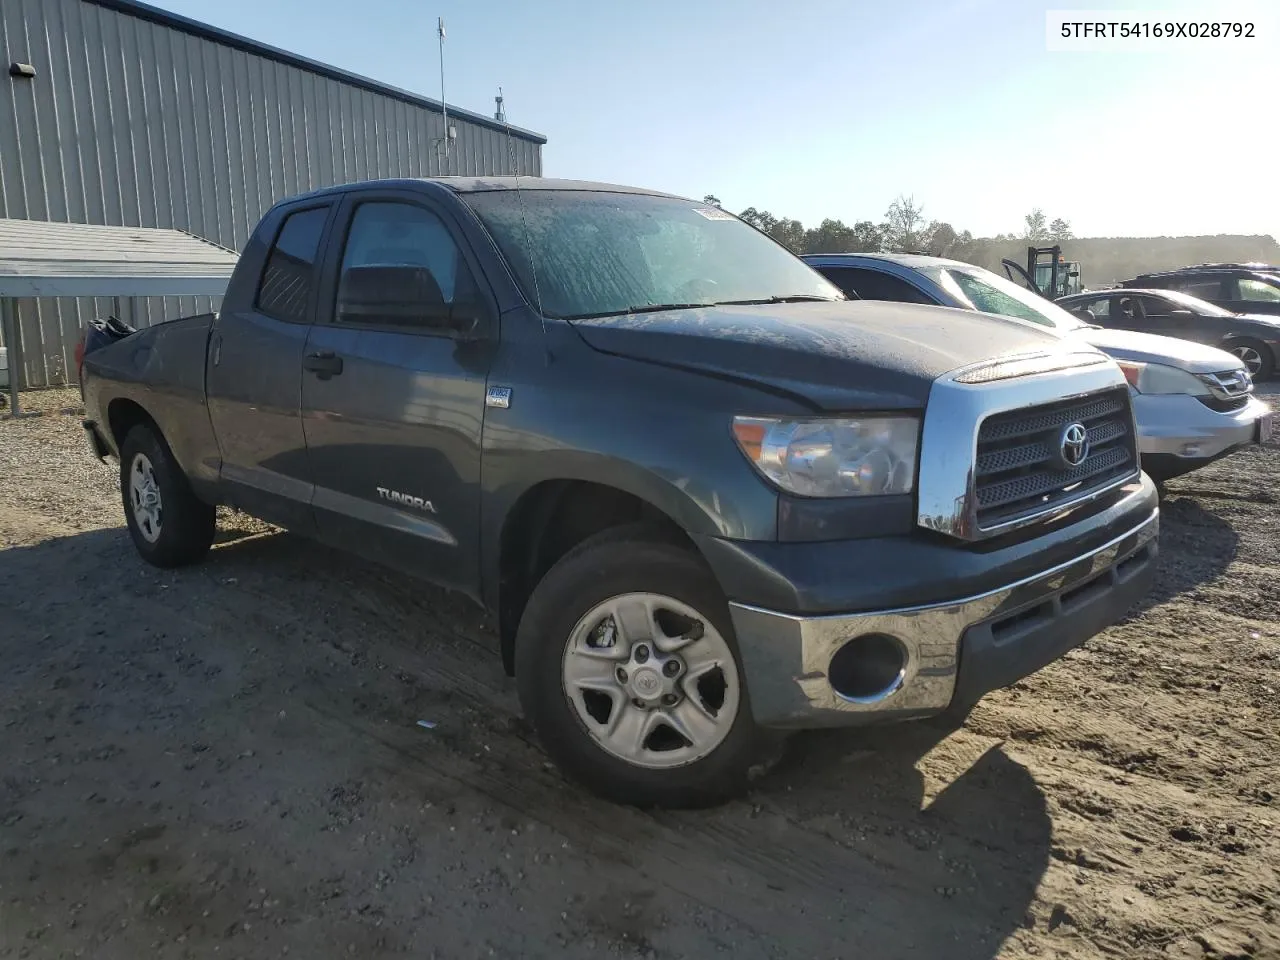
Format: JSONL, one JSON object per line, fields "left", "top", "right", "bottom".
{"left": 1115, "top": 361, "right": 1210, "bottom": 396}
{"left": 731, "top": 416, "right": 918, "bottom": 497}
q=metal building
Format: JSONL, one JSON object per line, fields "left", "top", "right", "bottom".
{"left": 0, "top": 0, "right": 546, "bottom": 387}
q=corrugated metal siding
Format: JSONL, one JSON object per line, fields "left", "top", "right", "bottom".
{"left": 0, "top": 0, "right": 543, "bottom": 386}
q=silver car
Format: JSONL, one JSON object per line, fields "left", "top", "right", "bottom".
{"left": 803, "top": 253, "right": 1273, "bottom": 484}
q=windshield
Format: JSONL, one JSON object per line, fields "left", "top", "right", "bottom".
{"left": 921, "top": 264, "right": 1089, "bottom": 331}
{"left": 1154, "top": 289, "right": 1236, "bottom": 317}
{"left": 462, "top": 190, "right": 842, "bottom": 319}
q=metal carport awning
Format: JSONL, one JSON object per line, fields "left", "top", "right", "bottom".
{"left": 0, "top": 218, "right": 240, "bottom": 415}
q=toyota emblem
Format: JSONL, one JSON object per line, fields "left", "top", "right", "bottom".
{"left": 1058, "top": 422, "right": 1090, "bottom": 468}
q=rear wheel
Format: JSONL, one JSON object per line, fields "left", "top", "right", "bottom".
{"left": 1227, "top": 338, "right": 1274, "bottom": 381}
{"left": 515, "top": 527, "right": 760, "bottom": 807}
{"left": 119, "top": 425, "right": 216, "bottom": 567}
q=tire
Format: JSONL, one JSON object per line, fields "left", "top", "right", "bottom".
{"left": 515, "top": 525, "right": 761, "bottom": 808}
{"left": 1226, "top": 337, "right": 1274, "bottom": 381}
{"left": 119, "top": 424, "right": 216, "bottom": 568}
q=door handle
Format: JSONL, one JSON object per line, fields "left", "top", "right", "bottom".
{"left": 303, "top": 351, "right": 344, "bottom": 379}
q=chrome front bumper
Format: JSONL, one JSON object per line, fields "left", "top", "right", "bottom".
{"left": 1134, "top": 392, "right": 1271, "bottom": 459}
{"left": 729, "top": 509, "right": 1159, "bottom": 729}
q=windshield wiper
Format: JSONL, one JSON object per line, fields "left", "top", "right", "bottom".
{"left": 560, "top": 303, "right": 709, "bottom": 321}
{"left": 713, "top": 295, "right": 838, "bottom": 306}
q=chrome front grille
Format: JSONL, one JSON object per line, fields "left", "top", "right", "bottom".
{"left": 1198, "top": 368, "right": 1253, "bottom": 400}
{"left": 974, "top": 387, "right": 1138, "bottom": 531}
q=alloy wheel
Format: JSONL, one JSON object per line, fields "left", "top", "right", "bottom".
{"left": 561, "top": 593, "right": 740, "bottom": 769}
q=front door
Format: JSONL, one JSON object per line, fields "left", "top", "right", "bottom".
{"left": 1168, "top": 275, "right": 1231, "bottom": 311}
{"left": 300, "top": 193, "right": 496, "bottom": 596}
{"left": 1228, "top": 276, "right": 1280, "bottom": 316}
{"left": 206, "top": 203, "right": 334, "bottom": 531}
{"left": 1137, "top": 296, "right": 1214, "bottom": 346}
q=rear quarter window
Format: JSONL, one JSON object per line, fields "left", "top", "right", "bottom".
{"left": 255, "top": 206, "right": 330, "bottom": 323}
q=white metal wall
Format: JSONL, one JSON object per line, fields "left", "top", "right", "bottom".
{"left": 0, "top": 0, "right": 544, "bottom": 387}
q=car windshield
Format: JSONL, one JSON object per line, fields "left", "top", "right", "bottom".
{"left": 919, "top": 264, "right": 1089, "bottom": 331}
{"left": 1153, "top": 289, "right": 1236, "bottom": 317}
{"left": 462, "top": 190, "right": 842, "bottom": 319}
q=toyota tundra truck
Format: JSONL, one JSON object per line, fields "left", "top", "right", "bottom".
{"left": 79, "top": 178, "right": 1159, "bottom": 807}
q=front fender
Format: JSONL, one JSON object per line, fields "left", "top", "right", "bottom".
{"left": 476, "top": 324, "right": 797, "bottom": 611}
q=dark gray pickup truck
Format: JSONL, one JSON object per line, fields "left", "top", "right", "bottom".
{"left": 80, "top": 178, "right": 1159, "bottom": 807}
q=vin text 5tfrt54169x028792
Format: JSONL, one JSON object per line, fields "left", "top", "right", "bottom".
{"left": 79, "top": 178, "right": 1158, "bottom": 807}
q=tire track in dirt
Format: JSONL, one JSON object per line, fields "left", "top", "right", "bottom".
{"left": 2, "top": 389, "right": 1278, "bottom": 959}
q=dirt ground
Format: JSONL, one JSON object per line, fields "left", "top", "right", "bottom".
{"left": 1, "top": 388, "right": 1277, "bottom": 960}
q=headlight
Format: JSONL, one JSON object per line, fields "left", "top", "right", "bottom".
{"left": 1115, "top": 361, "right": 1210, "bottom": 396}
{"left": 732, "top": 416, "right": 918, "bottom": 497}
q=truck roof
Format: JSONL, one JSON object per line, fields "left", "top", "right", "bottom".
{"left": 281, "top": 177, "right": 688, "bottom": 206}
{"left": 802, "top": 252, "right": 965, "bottom": 269}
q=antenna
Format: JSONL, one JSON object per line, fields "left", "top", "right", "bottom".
{"left": 494, "top": 87, "right": 505, "bottom": 122}
{"left": 437, "top": 17, "right": 449, "bottom": 169}
{"left": 499, "top": 91, "right": 550, "bottom": 364}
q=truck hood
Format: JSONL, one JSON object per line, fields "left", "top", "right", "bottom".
{"left": 568, "top": 300, "right": 1084, "bottom": 410}
{"left": 1069, "top": 326, "right": 1244, "bottom": 374}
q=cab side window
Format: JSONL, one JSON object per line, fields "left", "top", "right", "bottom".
{"left": 817, "top": 266, "right": 932, "bottom": 304}
{"left": 1114, "top": 296, "right": 1149, "bottom": 324}
{"left": 256, "top": 206, "right": 329, "bottom": 323}
{"left": 334, "top": 201, "right": 482, "bottom": 331}
{"left": 1074, "top": 297, "right": 1110, "bottom": 320}
{"left": 1171, "top": 277, "right": 1225, "bottom": 300}
{"left": 1138, "top": 296, "right": 1174, "bottom": 318}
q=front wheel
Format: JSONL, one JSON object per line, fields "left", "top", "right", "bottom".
{"left": 1227, "top": 338, "right": 1274, "bottom": 381}
{"left": 515, "top": 527, "right": 760, "bottom": 808}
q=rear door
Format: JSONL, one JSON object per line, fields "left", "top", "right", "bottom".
{"left": 206, "top": 202, "right": 334, "bottom": 531}
{"left": 300, "top": 190, "right": 497, "bottom": 596}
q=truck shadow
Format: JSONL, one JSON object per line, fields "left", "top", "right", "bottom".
{"left": 1134, "top": 493, "right": 1239, "bottom": 613}
{"left": 750, "top": 723, "right": 1049, "bottom": 958}
{"left": 3, "top": 523, "right": 1051, "bottom": 959}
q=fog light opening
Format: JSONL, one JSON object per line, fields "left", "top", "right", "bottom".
{"left": 828, "top": 633, "right": 908, "bottom": 705}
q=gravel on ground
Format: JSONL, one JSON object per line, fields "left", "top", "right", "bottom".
{"left": 1, "top": 390, "right": 1276, "bottom": 959}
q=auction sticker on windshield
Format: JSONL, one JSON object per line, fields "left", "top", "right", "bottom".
{"left": 693, "top": 206, "right": 737, "bottom": 221}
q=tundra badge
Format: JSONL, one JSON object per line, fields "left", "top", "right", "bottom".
{"left": 377, "top": 487, "right": 437, "bottom": 514}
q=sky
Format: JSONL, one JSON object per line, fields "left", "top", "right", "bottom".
{"left": 155, "top": 0, "right": 1279, "bottom": 240}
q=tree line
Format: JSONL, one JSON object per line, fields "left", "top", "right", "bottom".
{"left": 702, "top": 194, "right": 1072, "bottom": 259}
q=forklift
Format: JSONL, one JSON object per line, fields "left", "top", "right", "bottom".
{"left": 1002, "top": 245, "right": 1081, "bottom": 299}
